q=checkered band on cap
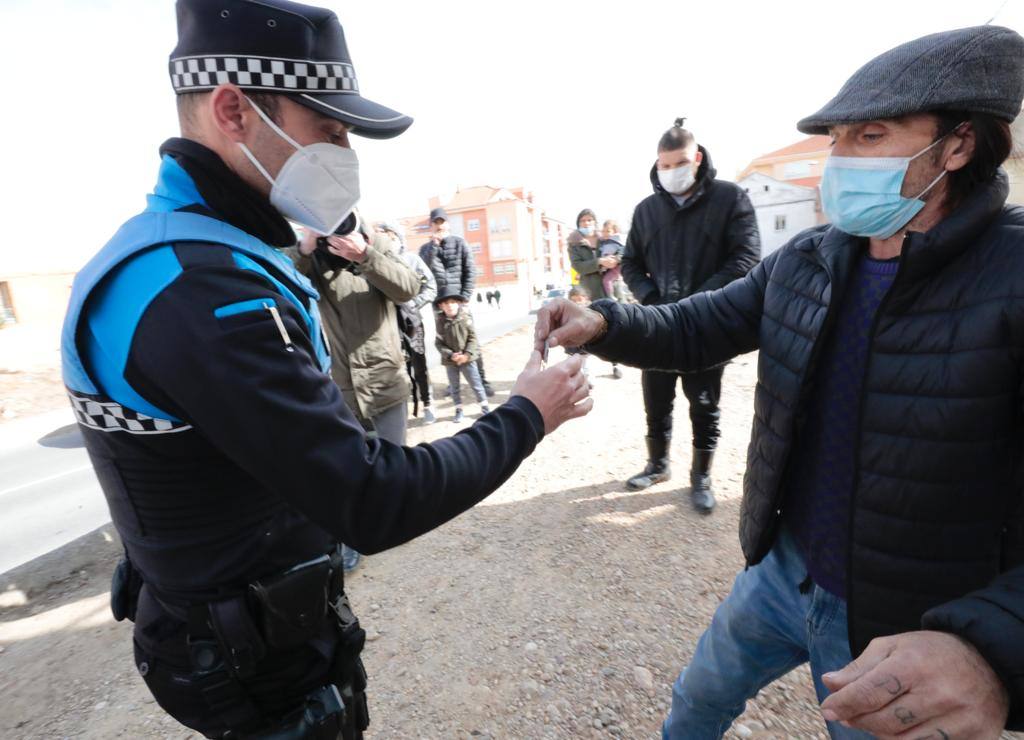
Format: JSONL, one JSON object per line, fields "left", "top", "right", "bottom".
{"left": 170, "top": 55, "right": 359, "bottom": 94}
{"left": 68, "top": 390, "right": 193, "bottom": 435}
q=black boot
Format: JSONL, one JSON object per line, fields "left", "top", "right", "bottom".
{"left": 690, "top": 447, "right": 716, "bottom": 515}
{"left": 626, "top": 437, "right": 671, "bottom": 491}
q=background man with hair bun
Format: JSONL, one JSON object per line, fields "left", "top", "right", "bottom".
{"left": 621, "top": 118, "right": 760, "bottom": 515}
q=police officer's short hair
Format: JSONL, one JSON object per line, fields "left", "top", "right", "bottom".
{"left": 177, "top": 91, "right": 282, "bottom": 130}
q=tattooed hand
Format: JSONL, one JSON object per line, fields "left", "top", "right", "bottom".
{"left": 819, "top": 631, "right": 1008, "bottom": 739}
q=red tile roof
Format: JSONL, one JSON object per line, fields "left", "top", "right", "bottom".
{"left": 445, "top": 186, "right": 503, "bottom": 210}
{"left": 788, "top": 176, "right": 822, "bottom": 189}
{"left": 753, "top": 135, "right": 831, "bottom": 162}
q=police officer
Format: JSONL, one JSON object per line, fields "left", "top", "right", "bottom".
{"left": 60, "top": 1, "right": 592, "bottom": 737}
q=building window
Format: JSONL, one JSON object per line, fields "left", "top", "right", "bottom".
{"left": 489, "top": 216, "right": 511, "bottom": 233}
{"left": 493, "top": 262, "right": 517, "bottom": 276}
{"left": 490, "top": 239, "right": 514, "bottom": 259}
{"left": 468, "top": 242, "right": 482, "bottom": 254}
{"left": 783, "top": 161, "right": 812, "bottom": 179}
{"left": 774, "top": 215, "right": 787, "bottom": 231}
{"left": 467, "top": 218, "right": 480, "bottom": 232}
{"left": 0, "top": 282, "right": 15, "bottom": 326}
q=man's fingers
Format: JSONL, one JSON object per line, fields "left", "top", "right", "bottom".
{"left": 823, "top": 637, "right": 895, "bottom": 692}
{"left": 523, "top": 350, "right": 542, "bottom": 375}
{"left": 558, "top": 353, "right": 585, "bottom": 374}
{"left": 569, "top": 378, "right": 591, "bottom": 404}
{"left": 892, "top": 719, "right": 954, "bottom": 740}
{"left": 547, "top": 324, "right": 581, "bottom": 349}
{"left": 534, "top": 309, "right": 552, "bottom": 350}
{"left": 839, "top": 693, "right": 934, "bottom": 738}
{"left": 566, "top": 397, "right": 594, "bottom": 420}
{"left": 822, "top": 663, "right": 908, "bottom": 723}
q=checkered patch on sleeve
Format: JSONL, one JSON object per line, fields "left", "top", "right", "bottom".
{"left": 170, "top": 55, "right": 359, "bottom": 94}
{"left": 68, "top": 390, "right": 193, "bottom": 435}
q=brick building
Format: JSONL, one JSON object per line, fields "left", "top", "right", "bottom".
{"left": 400, "top": 186, "right": 570, "bottom": 297}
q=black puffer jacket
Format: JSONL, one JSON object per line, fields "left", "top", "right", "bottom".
{"left": 419, "top": 235, "right": 476, "bottom": 302}
{"left": 621, "top": 146, "right": 761, "bottom": 306}
{"left": 589, "top": 172, "right": 1024, "bottom": 725}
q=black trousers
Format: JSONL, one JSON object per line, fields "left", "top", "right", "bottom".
{"left": 410, "top": 348, "right": 431, "bottom": 406}
{"left": 641, "top": 366, "right": 724, "bottom": 451}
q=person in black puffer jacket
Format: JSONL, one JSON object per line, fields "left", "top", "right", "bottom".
{"left": 420, "top": 207, "right": 495, "bottom": 397}
{"left": 621, "top": 120, "right": 760, "bottom": 514}
{"left": 537, "top": 25, "right": 1024, "bottom": 740}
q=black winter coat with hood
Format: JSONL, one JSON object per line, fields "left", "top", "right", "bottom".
{"left": 622, "top": 146, "right": 761, "bottom": 305}
{"left": 588, "top": 171, "right": 1024, "bottom": 727}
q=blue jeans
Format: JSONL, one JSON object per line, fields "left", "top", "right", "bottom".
{"left": 663, "top": 527, "right": 873, "bottom": 739}
{"left": 446, "top": 363, "right": 487, "bottom": 407}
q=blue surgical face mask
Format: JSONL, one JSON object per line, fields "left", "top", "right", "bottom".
{"left": 821, "top": 132, "right": 956, "bottom": 239}
{"left": 579, "top": 226, "right": 595, "bottom": 237}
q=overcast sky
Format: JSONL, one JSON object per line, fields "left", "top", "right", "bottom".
{"left": 2, "top": 0, "right": 1021, "bottom": 272}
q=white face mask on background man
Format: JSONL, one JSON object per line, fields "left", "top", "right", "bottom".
{"left": 658, "top": 165, "right": 697, "bottom": 195}
{"left": 237, "top": 96, "right": 361, "bottom": 235}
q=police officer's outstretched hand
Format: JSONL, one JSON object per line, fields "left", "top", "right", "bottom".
{"left": 511, "top": 351, "right": 593, "bottom": 435}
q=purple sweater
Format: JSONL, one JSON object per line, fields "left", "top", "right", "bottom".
{"left": 784, "top": 253, "right": 899, "bottom": 598}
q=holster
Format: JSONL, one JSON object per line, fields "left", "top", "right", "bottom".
{"left": 249, "top": 555, "right": 332, "bottom": 649}
{"left": 242, "top": 685, "right": 347, "bottom": 740}
{"left": 183, "top": 548, "right": 369, "bottom": 737}
{"left": 110, "top": 553, "right": 144, "bottom": 622}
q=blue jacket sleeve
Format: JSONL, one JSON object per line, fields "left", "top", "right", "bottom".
{"left": 125, "top": 267, "right": 544, "bottom": 555}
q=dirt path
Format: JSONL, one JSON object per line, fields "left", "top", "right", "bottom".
{"left": 1, "top": 325, "right": 1016, "bottom": 739}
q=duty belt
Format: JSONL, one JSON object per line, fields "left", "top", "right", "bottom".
{"left": 114, "top": 547, "right": 369, "bottom": 738}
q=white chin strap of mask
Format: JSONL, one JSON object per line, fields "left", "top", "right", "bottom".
{"left": 236, "top": 95, "right": 361, "bottom": 235}
{"left": 237, "top": 97, "right": 305, "bottom": 185}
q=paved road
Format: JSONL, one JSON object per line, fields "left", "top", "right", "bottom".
{"left": 0, "top": 411, "right": 105, "bottom": 575}
{"left": 0, "top": 307, "right": 533, "bottom": 575}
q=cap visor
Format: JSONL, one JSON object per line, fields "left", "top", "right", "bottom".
{"left": 289, "top": 92, "right": 413, "bottom": 139}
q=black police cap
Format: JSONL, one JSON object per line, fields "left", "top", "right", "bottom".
{"left": 169, "top": 0, "right": 412, "bottom": 139}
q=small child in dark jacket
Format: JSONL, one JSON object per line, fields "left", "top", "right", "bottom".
{"left": 436, "top": 294, "right": 490, "bottom": 423}
{"left": 597, "top": 219, "right": 625, "bottom": 299}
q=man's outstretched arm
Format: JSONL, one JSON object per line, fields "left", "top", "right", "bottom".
{"left": 536, "top": 251, "right": 776, "bottom": 374}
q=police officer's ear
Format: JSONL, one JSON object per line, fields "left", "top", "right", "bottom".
{"left": 209, "top": 84, "right": 259, "bottom": 143}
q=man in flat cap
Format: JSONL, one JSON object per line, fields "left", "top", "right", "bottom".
{"left": 60, "top": 0, "right": 591, "bottom": 737}
{"left": 537, "top": 25, "right": 1024, "bottom": 739}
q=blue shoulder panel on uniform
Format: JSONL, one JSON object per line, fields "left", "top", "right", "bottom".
{"left": 214, "top": 297, "right": 276, "bottom": 319}
{"left": 63, "top": 206, "right": 331, "bottom": 417}
{"left": 82, "top": 246, "right": 184, "bottom": 420}
{"left": 146, "top": 155, "right": 207, "bottom": 213}
{"left": 231, "top": 252, "right": 331, "bottom": 373}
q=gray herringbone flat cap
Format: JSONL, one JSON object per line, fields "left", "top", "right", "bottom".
{"left": 797, "top": 25, "right": 1024, "bottom": 134}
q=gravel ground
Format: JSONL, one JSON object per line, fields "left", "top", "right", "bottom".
{"left": 1, "top": 325, "right": 1017, "bottom": 739}
{"left": 0, "top": 367, "right": 65, "bottom": 423}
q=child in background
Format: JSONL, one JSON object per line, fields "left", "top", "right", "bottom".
{"left": 568, "top": 286, "right": 591, "bottom": 307}
{"left": 597, "top": 220, "right": 625, "bottom": 299}
{"left": 566, "top": 287, "right": 592, "bottom": 378}
{"left": 435, "top": 293, "right": 490, "bottom": 423}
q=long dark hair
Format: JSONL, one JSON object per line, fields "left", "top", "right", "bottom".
{"left": 933, "top": 110, "right": 1013, "bottom": 211}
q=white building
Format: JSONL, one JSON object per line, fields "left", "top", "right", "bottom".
{"left": 737, "top": 172, "right": 819, "bottom": 257}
